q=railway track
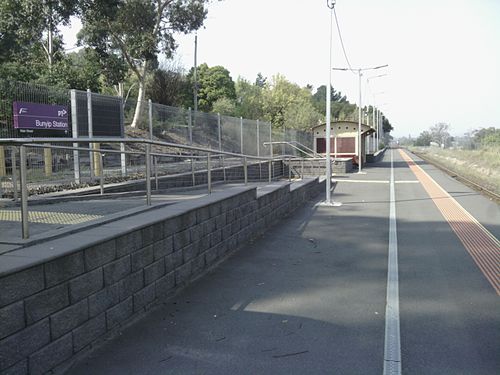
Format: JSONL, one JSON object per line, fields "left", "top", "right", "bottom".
{"left": 408, "top": 148, "right": 500, "bottom": 203}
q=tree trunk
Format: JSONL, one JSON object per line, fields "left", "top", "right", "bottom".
{"left": 130, "top": 61, "right": 148, "bottom": 128}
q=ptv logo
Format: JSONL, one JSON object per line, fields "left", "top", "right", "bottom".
{"left": 58, "top": 109, "right": 67, "bottom": 117}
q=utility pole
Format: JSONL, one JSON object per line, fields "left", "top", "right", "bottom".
{"left": 357, "top": 69, "right": 362, "bottom": 173}
{"left": 325, "top": 0, "right": 336, "bottom": 204}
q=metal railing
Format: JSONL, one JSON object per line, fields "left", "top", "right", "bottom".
{"left": 1, "top": 137, "right": 325, "bottom": 239}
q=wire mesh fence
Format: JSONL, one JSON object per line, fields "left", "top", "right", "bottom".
{"left": 0, "top": 78, "right": 316, "bottom": 198}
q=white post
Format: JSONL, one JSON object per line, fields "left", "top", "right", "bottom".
{"left": 148, "top": 99, "right": 153, "bottom": 140}
{"left": 87, "top": 89, "right": 94, "bottom": 179}
{"left": 372, "top": 106, "right": 376, "bottom": 153}
{"left": 325, "top": 5, "right": 333, "bottom": 203}
{"left": 357, "top": 69, "right": 362, "bottom": 173}
{"left": 70, "top": 90, "right": 80, "bottom": 184}
{"left": 120, "top": 97, "right": 127, "bottom": 177}
{"left": 240, "top": 116, "right": 243, "bottom": 154}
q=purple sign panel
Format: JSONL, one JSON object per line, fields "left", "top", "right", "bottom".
{"left": 13, "top": 101, "right": 69, "bottom": 131}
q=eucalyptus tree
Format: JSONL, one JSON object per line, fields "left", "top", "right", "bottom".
{"left": 78, "top": 0, "right": 211, "bottom": 127}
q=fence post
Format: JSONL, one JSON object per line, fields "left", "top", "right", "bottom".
{"left": 269, "top": 123, "right": 273, "bottom": 182}
{"left": 120, "top": 97, "right": 127, "bottom": 177}
{"left": 217, "top": 113, "right": 226, "bottom": 183}
{"left": 148, "top": 99, "right": 153, "bottom": 140}
{"left": 244, "top": 156, "right": 248, "bottom": 185}
{"left": 188, "top": 108, "right": 195, "bottom": 186}
{"left": 44, "top": 144, "right": 52, "bottom": 177}
{"left": 70, "top": 89, "right": 80, "bottom": 184}
{"left": 188, "top": 107, "right": 193, "bottom": 145}
{"left": 257, "top": 119, "right": 262, "bottom": 180}
{"left": 240, "top": 116, "right": 243, "bottom": 154}
{"left": 145, "top": 143, "right": 151, "bottom": 206}
{"left": 207, "top": 153, "right": 212, "bottom": 194}
{"left": 0, "top": 146, "right": 5, "bottom": 177}
{"left": 87, "top": 89, "right": 95, "bottom": 180}
{"left": 11, "top": 147, "right": 18, "bottom": 201}
{"left": 93, "top": 143, "right": 101, "bottom": 177}
{"left": 19, "top": 145, "right": 29, "bottom": 239}
{"left": 120, "top": 143, "right": 127, "bottom": 177}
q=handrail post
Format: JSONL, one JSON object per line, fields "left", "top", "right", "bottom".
{"left": 99, "top": 151, "right": 104, "bottom": 195}
{"left": 145, "top": 144, "right": 152, "bottom": 206}
{"left": 288, "top": 157, "right": 292, "bottom": 181}
{"left": 154, "top": 155, "right": 159, "bottom": 190}
{"left": 19, "top": 145, "right": 29, "bottom": 239}
{"left": 191, "top": 158, "right": 195, "bottom": 186}
{"left": 207, "top": 153, "right": 212, "bottom": 194}
{"left": 268, "top": 159, "right": 272, "bottom": 183}
{"left": 243, "top": 156, "right": 248, "bottom": 185}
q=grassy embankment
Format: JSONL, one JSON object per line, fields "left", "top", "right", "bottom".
{"left": 409, "top": 146, "right": 500, "bottom": 196}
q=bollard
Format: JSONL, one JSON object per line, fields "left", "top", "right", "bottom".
{"left": 0, "top": 146, "right": 6, "bottom": 177}
{"left": 301, "top": 159, "right": 304, "bottom": 179}
{"left": 44, "top": 144, "right": 52, "bottom": 177}
{"left": 145, "top": 144, "right": 151, "bottom": 206}
{"left": 207, "top": 153, "right": 212, "bottom": 194}
{"left": 19, "top": 145, "right": 29, "bottom": 239}
{"left": 243, "top": 156, "right": 248, "bottom": 185}
{"left": 288, "top": 157, "right": 292, "bottom": 181}
{"left": 93, "top": 143, "right": 101, "bottom": 177}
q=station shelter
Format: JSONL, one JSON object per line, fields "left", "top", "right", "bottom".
{"left": 312, "top": 120, "right": 376, "bottom": 165}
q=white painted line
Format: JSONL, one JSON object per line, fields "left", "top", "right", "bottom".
{"left": 383, "top": 149, "right": 402, "bottom": 375}
{"left": 395, "top": 180, "right": 419, "bottom": 184}
{"left": 333, "top": 179, "right": 389, "bottom": 184}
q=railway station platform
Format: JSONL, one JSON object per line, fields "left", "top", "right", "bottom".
{"left": 0, "top": 149, "right": 498, "bottom": 375}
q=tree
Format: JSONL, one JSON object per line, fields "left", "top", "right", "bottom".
{"left": 0, "top": 0, "right": 79, "bottom": 83}
{"left": 234, "top": 77, "right": 264, "bottom": 120}
{"left": 186, "top": 63, "right": 236, "bottom": 112}
{"left": 147, "top": 61, "right": 189, "bottom": 107}
{"left": 429, "top": 122, "right": 450, "bottom": 146}
{"left": 212, "top": 97, "right": 237, "bottom": 116}
{"left": 79, "top": 0, "right": 210, "bottom": 127}
{"left": 262, "top": 74, "right": 322, "bottom": 130}
{"left": 472, "top": 127, "right": 500, "bottom": 147}
{"left": 311, "top": 85, "right": 347, "bottom": 119}
{"left": 414, "top": 131, "right": 432, "bottom": 146}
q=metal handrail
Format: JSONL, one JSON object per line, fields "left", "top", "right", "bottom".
{"left": 262, "top": 141, "right": 322, "bottom": 158}
{"left": 1, "top": 137, "right": 312, "bottom": 239}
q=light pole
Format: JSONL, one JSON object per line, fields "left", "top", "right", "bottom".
{"left": 325, "top": 0, "right": 336, "bottom": 204}
{"left": 367, "top": 74, "right": 387, "bottom": 153}
{"left": 333, "top": 64, "right": 388, "bottom": 173}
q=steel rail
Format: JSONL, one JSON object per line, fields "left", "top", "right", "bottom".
{"left": 409, "top": 149, "right": 500, "bottom": 202}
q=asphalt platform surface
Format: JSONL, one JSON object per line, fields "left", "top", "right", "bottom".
{"left": 64, "top": 149, "right": 500, "bottom": 375}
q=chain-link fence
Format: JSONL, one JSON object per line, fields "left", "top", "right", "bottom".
{"left": 0, "top": 78, "right": 315, "bottom": 197}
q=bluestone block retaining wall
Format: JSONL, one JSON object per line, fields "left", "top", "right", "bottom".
{"left": 0, "top": 178, "right": 324, "bottom": 375}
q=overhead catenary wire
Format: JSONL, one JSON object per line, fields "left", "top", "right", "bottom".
{"left": 333, "top": 6, "right": 357, "bottom": 75}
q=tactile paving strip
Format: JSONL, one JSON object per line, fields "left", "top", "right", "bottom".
{"left": 0, "top": 210, "right": 103, "bottom": 225}
{"left": 399, "top": 149, "right": 500, "bottom": 295}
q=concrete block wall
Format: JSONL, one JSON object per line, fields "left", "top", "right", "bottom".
{"left": 0, "top": 178, "right": 324, "bottom": 374}
{"left": 289, "top": 158, "right": 352, "bottom": 177}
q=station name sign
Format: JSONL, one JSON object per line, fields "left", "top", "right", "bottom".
{"left": 13, "top": 101, "right": 69, "bottom": 131}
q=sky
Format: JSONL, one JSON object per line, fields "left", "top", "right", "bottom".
{"left": 61, "top": 0, "right": 500, "bottom": 138}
